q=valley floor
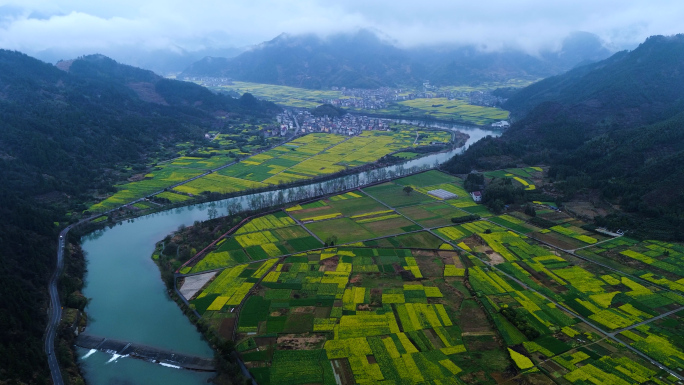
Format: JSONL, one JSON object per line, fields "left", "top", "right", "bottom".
{"left": 170, "top": 169, "right": 684, "bottom": 385}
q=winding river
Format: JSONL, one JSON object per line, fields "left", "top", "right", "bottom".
{"left": 77, "top": 124, "right": 502, "bottom": 384}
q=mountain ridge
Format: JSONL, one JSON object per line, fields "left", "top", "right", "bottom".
{"left": 0, "top": 50, "right": 277, "bottom": 384}
{"left": 180, "top": 29, "right": 613, "bottom": 89}
{"left": 444, "top": 34, "right": 684, "bottom": 239}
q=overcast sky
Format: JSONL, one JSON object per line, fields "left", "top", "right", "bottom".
{"left": 1, "top": 0, "right": 683, "bottom": 58}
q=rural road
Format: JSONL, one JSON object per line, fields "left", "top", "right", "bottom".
{"left": 45, "top": 226, "right": 72, "bottom": 385}
{"left": 609, "top": 305, "right": 684, "bottom": 336}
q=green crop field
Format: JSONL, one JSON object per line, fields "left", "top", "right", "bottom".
{"left": 89, "top": 122, "right": 280, "bottom": 213}
{"left": 617, "top": 310, "right": 684, "bottom": 373}
{"left": 576, "top": 238, "right": 684, "bottom": 301}
{"left": 206, "top": 81, "right": 343, "bottom": 108}
{"left": 395, "top": 97, "right": 509, "bottom": 124}
{"left": 484, "top": 167, "right": 542, "bottom": 191}
{"left": 177, "top": 170, "right": 682, "bottom": 385}
{"left": 91, "top": 126, "right": 450, "bottom": 213}
{"left": 439, "top": 78, "right": 539, "bottom": 94}
{"left": 170, "top": 130, "right": 450, "bottom": 196}
{"left": 90, "top": 160, "right": 209, "bottom": 212}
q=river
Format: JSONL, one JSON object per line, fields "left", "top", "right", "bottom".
{"left": 77, "top": 124, "right": 502, "bottom": 384}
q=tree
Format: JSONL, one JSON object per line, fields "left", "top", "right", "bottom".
{"left": 489, "top": 199, "right": 505, "bottom": 214}
{"left": 325, "top": 235, "right": 338, "bottom": 247}
{"left": 524, "top": 204, "right": 537, "bottom": 217}
{"left": 464, "top": 173, "right": 485, "bottom": 192}
{"left": 403, "top": 186, "right": 414, "bottom": 195}
{"left": 208, "top": 205, "right": 218, "bottom": 219}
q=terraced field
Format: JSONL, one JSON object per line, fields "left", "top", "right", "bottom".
{"left": 175, "top": 169, "right": 684, "bottom": 384}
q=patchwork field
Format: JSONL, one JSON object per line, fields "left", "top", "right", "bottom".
{"left": 484, "top": 167, "right": 543, "bottom": 191}
{"left": 90, "top": 126, "right": 450, "bottom": 213}
{"left": 170, "top": 130, "right": 450, "bottom": 196}
{"left": 89, "top": 121, "right": 281, "bottom": 212}
{"left": 395, "top": 98, "right": 509, "bottom": 125}
{"left": 176, "top": 170, "right": 684, "bottom": 384}
{"left": 89, "top": 157, "right": 212, "bottom": 212}
{"left": 208, "top": 81, "right": 344, "bottom": 108}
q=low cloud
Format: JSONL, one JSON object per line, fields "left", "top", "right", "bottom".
{"left": 1, "top": 0, "right": 683, "bottom": 62}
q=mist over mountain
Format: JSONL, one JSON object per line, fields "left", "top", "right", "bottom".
{"left": 445, "top": 34, "right": 684, "bottom": 239}
{"left": 180, "top": 29, "right": 612, "bottom": 88}
{"left": 32, "top": 46, "right": 245, "bottom": 76}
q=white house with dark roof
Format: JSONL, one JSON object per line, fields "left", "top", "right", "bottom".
{"left": 491, "top": 120, "right": 510, "bottom": 128}
{"left": 470, "top": 191, "right": 482, "bottom": 202}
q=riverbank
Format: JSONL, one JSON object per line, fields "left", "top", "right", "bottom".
{"left": 60, "top": 126, "right": 501, "bottom": 384}
{"left": 71, "top": 162, "right": 453, "bottom": 383}
{"left": 93, "top": 132, "right": 466, "bottom": 227}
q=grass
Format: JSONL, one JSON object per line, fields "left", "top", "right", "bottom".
{"left": 398, "top": 202, "right": 470, "bottom": 228}
{"left": 306, "top": 218, "right": 375, "bottom": 245}
{"left": 363, "top": 183, "right": 436, "bottom": 208}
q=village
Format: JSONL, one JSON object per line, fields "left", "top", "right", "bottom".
{"left": 272, "top": 109, "right": 393, "bottom": 137}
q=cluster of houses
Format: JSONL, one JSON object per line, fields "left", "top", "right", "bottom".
{"left": 491, "top": 120, "right": 511, "bottom": 128}
{"left": 183, "top": 77, "right": 233, "bottom": 87}
{"left": 460, "top": 90, "right": 506, "bottom": 107}
{"left": 327, "top": 87, "right": 405, "bottom": 110}
{"left": 275, "top": 109, "right": 393, "bottom": 137}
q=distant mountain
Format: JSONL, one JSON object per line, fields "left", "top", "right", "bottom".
{"left": 0, "top": 51, "right": 277, "bottom": 384}
{"left": 181, "top": 30, "right": 411, "bottom": 88}
{"left": 180, "top": 29, "right": 613, "bottom": 89}
{"left": 444, "top": 34, "right": 684, "bottom": 239}
{"left": 505, "top": 34, "right": 684, "bottom": 130}
{"left": 34, "top": 46, "right": 244, "bottom": 76}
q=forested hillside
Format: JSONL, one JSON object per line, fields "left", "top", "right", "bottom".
{"left": 444, "top": 34, "right": 684, "bottom": 240}
{"left": 180, "top": 30, "right": 611, "bottom": 89}
{"left": 0, "top": 51, "right": 277, "bottom": 383}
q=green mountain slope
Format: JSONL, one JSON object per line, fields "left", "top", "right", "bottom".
{"left": 0, "top": 50, "right": 277, "bottom": 384}
{"left": 504, "top": 35, "right": 684, "bottom": 124}
{"left": 444, "top": 34, "right": 684, "bottom": 240}
{"left": 180, "top": 30, "right": 612, "bottom": 89}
